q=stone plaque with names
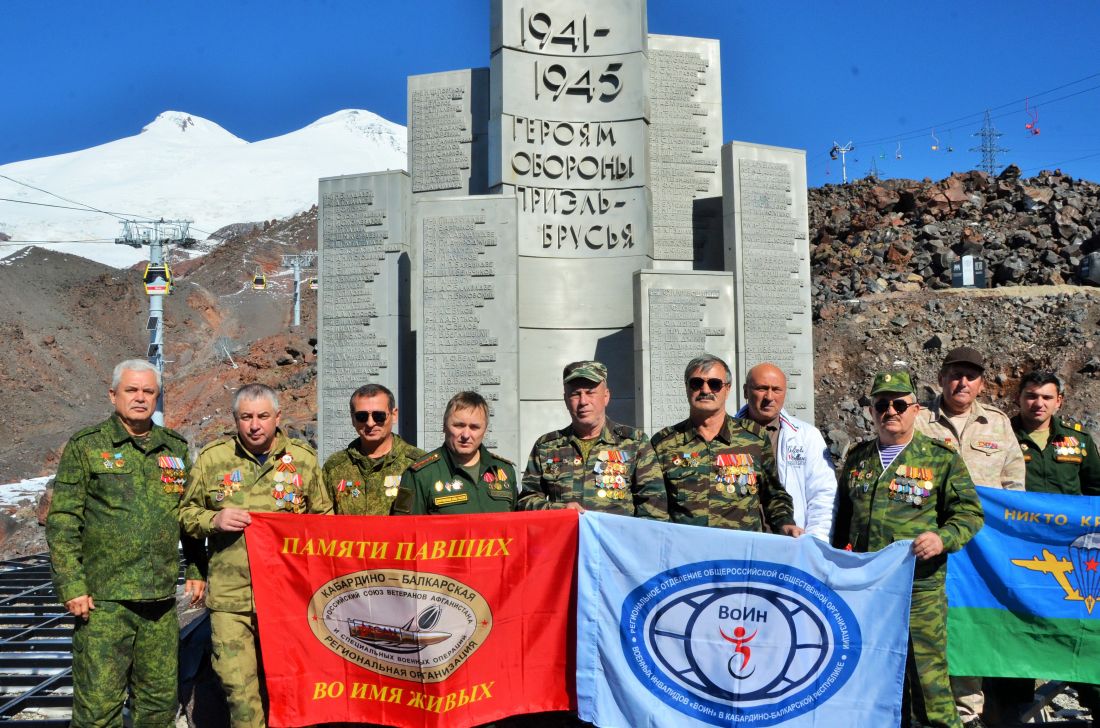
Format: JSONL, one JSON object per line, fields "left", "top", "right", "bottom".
{"left": 408, "top": 69, "right": 489, "bottom": 197}
{"left": 414, "top": 196, "right": 520, "bottom": 461}
{"left": 633, "top": 270, "right": 737, "bottom": 433}
{"left": 648, "top": 34, "right": 722, "bottom": 262}
{"left": 317, "top": 171, "right": 412, "bottom": 460}
{"left": 722, "top": 142, "right": 814, "bottom": 421}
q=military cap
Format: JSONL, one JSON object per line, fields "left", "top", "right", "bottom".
{"left": 563, "top": 360, "right": 608, "bottom": 384}
{"left": 942, "top": 346, "right": 985, "bottom": 372}
{"left": 870, "top": 370, "right": 916, "bottom": 396}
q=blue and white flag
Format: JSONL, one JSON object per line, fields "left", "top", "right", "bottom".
{"left": 576, "top": 513, "right": 915, "bottom": 727}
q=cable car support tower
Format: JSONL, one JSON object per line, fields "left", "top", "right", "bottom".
{"left": 282, "top": 252, "right": 316, "bottom": 327}
{"left": 115, "top": 219, "right": 192, "bottom": 425}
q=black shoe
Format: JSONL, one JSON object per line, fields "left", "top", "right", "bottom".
{"left": 962, "top": 719, "right": 988, "bottom": 728}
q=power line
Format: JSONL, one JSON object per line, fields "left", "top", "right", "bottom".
{"left": 0, "top": 239, "right": 115, "bottom": 245}
{"left": 0, "top": 173, "right": 138, "bottom": 221}
{"left": 850, "top": 72, "right": 1100, "bottom": 148}
{"left": 0, "top": 196, "right": 138, "bottom": 214}
{"left": 1021, "top": 150, "right": 1100, "bottom": 173}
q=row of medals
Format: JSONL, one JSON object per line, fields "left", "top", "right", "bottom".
{"left": 1055, "top": 437, "right": 1088, "bottom": 457}
{"left": 595, "top": 459, "right": 628, "bottom": 500}
{"left": 338, "top": 476, "right": 401, "bottom": 499}
{"left": 890, "top": 465, "right": 933, "bottom": 506}
{"left": 158, "top": 456, "right": 187, "bottom": 494}
{"left": 272, "top": 467, "right": 301, "bottom": 508}
{"left": 678, "top": 452, "right": 759, "bottom": 496}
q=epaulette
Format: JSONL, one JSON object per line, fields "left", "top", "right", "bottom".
{"left": 198, "top": 436, "right": 235, "bottom": 456}
{"left": 286, "top": 438, "right": 318, "bottom": 456}
{"left": 490, "top": 451, "right": 514, "bottom": 466}
{"left": 928, "top": 437, "right": 958, "bottom": 454}
{"left": 735, "top": 418, "right": 768, "bottom": 440}
{"left": 409, "top": 452, "right": 441, "bottom": 471}
{"left": 160, "top": 426, "right": 188, "bottom": 444}
{"left": 1061, "top": 417, "right": 1084, "bottom": 432}
{"left": 70, "top": 422, "right": 105, "bottom": 442}
{"left": 612, "top": 423, "right": 645, "bottom": 441}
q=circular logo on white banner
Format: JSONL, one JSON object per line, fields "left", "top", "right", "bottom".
{"left": 621, "top": 560, "right": 860, "bottom": 725}
{"left": 309, "top": 569, "right": 492, "bottom": 683}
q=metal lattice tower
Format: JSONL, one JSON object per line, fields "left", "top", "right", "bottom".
{"left": 970, "top": 110, "right": 1009, "bottom": 177}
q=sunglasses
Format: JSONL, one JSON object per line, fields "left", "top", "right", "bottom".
{"left": 688, "top": 377, "right": 726, "bottom": 392}
{"left": 353, "top": 410, "right": 389, "bottom": 425}
{"left": 872, "top": 398, "right": 914, "bottom": 415}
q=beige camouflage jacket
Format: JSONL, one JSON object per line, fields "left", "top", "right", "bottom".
{"left": 180, "top": 429, "right": 332, "bottom": 612}
{"left": 915, "top": 397, "right": 1025, "bottom": 490}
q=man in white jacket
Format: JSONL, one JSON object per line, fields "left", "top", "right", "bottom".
{"left": 737, "top": 363, "right": 837, "bottom": 540}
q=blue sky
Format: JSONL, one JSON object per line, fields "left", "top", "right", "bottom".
{"left": 3, "top": 0, "right": 1099, "bottom": 187}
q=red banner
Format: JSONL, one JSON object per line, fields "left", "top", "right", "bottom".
{"left": 245, "top": 510, "right": 578, "bottom": 727}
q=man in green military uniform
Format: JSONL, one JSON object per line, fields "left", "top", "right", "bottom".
{"left": 1014, "top": 371, "right": 1100, "bottom": 496}
{"left": 650, "top": 355, "right": 799, "bottom": 534}
{"left": 833, "top": 370, "right": 984, "bottom": 728}
{"left": 518, "top": 360, "right": 667, "bottom": 518}
{"left": 1010, "top": 370, "right": 1100, "bottom": 720}
{"left": 47, "top": 359, "right": 205, "bottom": 727}
{"left": 180, "top": 384, "right": 332, "bottom": 728}
{"left": 393, "top": 391, "right": 517, "bottom": 515}
{"left": 323, "top": 383, "right": 425, "bottom": 515}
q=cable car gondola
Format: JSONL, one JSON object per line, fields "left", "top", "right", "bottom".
{"left": 252, "top": 270, "right": 267, "bottom": 290}
{"left": 143, "top": 263, "right": 172, "bottom": 296}
{"left": 308, "top": 277, "right": 319, "bottom": 291}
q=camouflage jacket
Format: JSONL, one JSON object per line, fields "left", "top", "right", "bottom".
{"left": 833, "top": 430, "right": 984, "bottom": 589}
{"left": 180, "top": 429, "right": 331, "bottom": 612}
{"left": 1014, "top": 416, "right": 1100, "bottom": 496}
{"left": 393, "top": 446, "right": 517, "bottom": 515}
{"left": 916, "top": 396, "right": 1025, "bottom": 490}
{"left": 46, "top": 415, "right": 204, "bottom": 604}
{"left": 518, "top": 420, "right": 667, "bottom": 519}
{"left": 322, "top": 435, "right": 426, "bottom": 515}
{"left": 651, "top": 415, "right": 794, "bottom": 532}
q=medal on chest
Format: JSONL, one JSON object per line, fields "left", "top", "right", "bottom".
{"left": 1055, "top": 437, "right": 1085, "bottom": 457}
{"left": 101, "top": 451, "right": 125, "bottom": 469}
{"left": 272, "top": 454, "right": 302, "bottom": 509}
{"left": 889, "top": 464, "right": 933, "bottom": 506}
{"left": 674, "top": 451, "right": 702, "bottom": 467}
{"left": 481, "top": 468, "right": 509, "bottom": 491}
{"left": 383, "top": 475, "right": 401, "bottom": 498}
{"left": 157, "top": 456, "right": 186, "bottom": 494}
{"left": 714, "top": 452, "right": 756, "bottom": 495}
{"left": 544, "top": 456, "right": 562, "bottom": 476}
{"left": 215, "top": 469, "right": 242, "bottom": 502}
{"left": 594, "top": 450, "right": 629, "bottom": 500}
{"left": 337, "top": 479, "right": 363, "bottom": 498}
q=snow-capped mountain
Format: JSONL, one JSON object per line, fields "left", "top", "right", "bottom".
{"left": 0, "top": 110, "right": 406, "bottom": 268}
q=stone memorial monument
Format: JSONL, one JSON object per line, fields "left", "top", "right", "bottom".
{"left": 317, "top": 0, "right": 815, "bottom": 462}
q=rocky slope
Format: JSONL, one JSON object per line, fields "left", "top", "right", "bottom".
{"left": 3, "top": 167, "right": 1100, "bottom": 557}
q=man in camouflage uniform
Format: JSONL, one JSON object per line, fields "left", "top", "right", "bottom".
{"left": 393, "top": 391, "right": 517, "bottom": 514}
{"left": 518, "top": 361, "right": 667, "bottom": 519}
{"left": 1011, "top": 371, "right": 1100, "bottom": 720}
{"left": 651, "top": 355, "right": 799, "bottom": 534}
{"left": 834, "top": 370, "right": 983, "bottom": 728}
{"left": 47, "top": 359, "right": 205, "bottom": 727}
{"left": 323, "top": 383, "right": 425, "bottom": 515}
{"left": 180, "top": 384, "right": 332, "bottom": 728}
{"left": 914, "top": 347, "right": 1024, "bottom": 727}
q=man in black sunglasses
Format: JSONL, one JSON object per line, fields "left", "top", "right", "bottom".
{"left": 322, "top": 384, "right": 426, "bottom": 515}
{"left": 834, "top": 369, "right": 983, "bottom": 728}
{"left": 650, "top": 354, "right": 799, "bottom": 535}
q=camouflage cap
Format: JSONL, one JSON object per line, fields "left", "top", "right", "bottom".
{"left": 563, "top": 360, "right": 608, "bottom": 385}
{"left": 870, "top": 370, "right": 916, "bottom": 396}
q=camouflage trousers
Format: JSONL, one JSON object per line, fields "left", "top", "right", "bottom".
{"left": 71, "top": 598, "right": 178, "bottom": 728}
{"left": 210, "top": 610, "right": 268, "bottom": 728}
{"left": 904, "top": 587, "right": 962, "bottom": 728}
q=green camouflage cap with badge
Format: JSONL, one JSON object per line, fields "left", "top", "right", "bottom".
{"left": 870, "top": 370, "right": 916, "bottom": 396}
{"left": 563, "top": 360, "right": 608, "bottom": 385}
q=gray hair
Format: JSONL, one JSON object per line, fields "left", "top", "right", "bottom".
{"left": 112, "top": 359, "right": 161, "bottom": 390}
{"left": 350, "top": 383, "right": 396, "bottom": 411}
{"left": 233, "top": 383, "right": 280, "bottom": 417}
{"left": 683, "top": 354, "right": 732, "bottom": 385}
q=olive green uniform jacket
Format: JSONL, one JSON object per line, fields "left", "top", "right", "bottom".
{"left": 833, "top": 430, "right": 984, "bottom": 589}
{"left": 518, "top": 419, "right": 668, "bottom": 519}
{"left": 393, "top": 445, "right": 517, "bottom": 515}
{"left": 322, "top": 434, "right": 426, "bottom": 515}
{"left": 651, "top": 415, "right": 794, "bottom": 532}
{"left": 1013, "top": 416, "right": 1100, "bottom": 495}
{"left": 47, "top": 414, "right": 204, "bottom": 603}
{"left": 179, "top": 429, "right": 332, "bottom": 612}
